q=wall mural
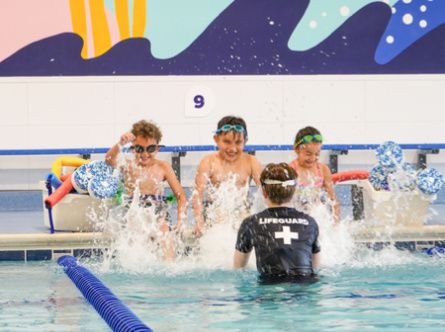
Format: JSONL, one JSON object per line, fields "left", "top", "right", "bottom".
{"left": 0, "top": 0, "right": 444, "bottom": 76}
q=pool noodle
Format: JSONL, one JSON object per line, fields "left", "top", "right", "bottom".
{"left": 51, "top": 156, "right": 89, "bottom": 178}
{"left": 45, "top": 176, "right": 74, "bottom": 208}
{"left": 60, "top": 173, "right": 72, "bottom": 182}
{"left": 332, "top": 170, "right": 369, "bottom": 184}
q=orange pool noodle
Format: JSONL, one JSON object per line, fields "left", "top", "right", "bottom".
{"left": 45, "top": 176, "right": 74, "bottom": 209}
{"left": 332, "top": 170, "right": 369, "bottom": 184}
{"left": 60, "top": 173, "right": 72, "bottom": 182}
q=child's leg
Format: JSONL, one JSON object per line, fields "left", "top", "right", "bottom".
{"left": 159, "top": 223, "right": 175, "bottom": 261}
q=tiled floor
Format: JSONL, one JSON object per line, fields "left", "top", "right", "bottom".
{"left": 0, "top": 211, "right": 47, "bottom": 234}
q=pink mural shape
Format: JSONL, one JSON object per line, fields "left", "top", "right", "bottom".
{"left": 0, "top": 1, "right": 72, "bottom": 62}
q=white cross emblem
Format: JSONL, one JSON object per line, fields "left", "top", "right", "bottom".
{"left": 275, "top": 226, "right": 299, "bottom": 245}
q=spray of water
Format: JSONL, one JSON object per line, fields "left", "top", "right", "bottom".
{"left": 191, "top": 175, "right": 257, "bottom": 270}
{"left": 84, "top": 155, "right": 439, "bottom": 275}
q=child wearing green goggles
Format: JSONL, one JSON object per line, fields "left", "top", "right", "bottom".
{"left": 289, "top": 126, "right": 339, "bottom": 223}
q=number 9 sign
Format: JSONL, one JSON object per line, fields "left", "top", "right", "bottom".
{"left": 185, "top": 86, "right": 215, "bottom": 117}
{"left": 193, "top": 95, "right": 205, "bottom": 109}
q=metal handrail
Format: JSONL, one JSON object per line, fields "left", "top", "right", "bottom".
{"left": 1, "top": 143, "right": 444, "bottom": 155}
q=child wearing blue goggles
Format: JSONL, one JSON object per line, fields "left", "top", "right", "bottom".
{"left": 192, "top": 116, "right": 262, "bottom": 237}
{"left": 215, "top": 124, "right": 247, "bottom": 139}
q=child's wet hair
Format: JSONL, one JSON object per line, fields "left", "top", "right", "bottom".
{"left": 294, "top": 126, "right": 322, "bottom": 147}
{"left": 260, "top": 163, "right": 297, "bottom": 204}
{"left": 216, "top": 116, "right": 248, "bottom": 139}
{"left": 132, "top": 120, "right": 162, "bottom": 143}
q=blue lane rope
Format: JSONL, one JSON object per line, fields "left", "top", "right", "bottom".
{"left": 1, "top": 143, "right": 445, "bottom": 155}
{"left": 58, "top": 256, "right": 152, "bottom": 332}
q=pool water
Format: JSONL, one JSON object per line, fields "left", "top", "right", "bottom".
{"left": 1, "top": 250, "right": 445, "bottom": 331}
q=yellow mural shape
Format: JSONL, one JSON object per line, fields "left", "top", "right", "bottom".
{"left": 115, "top": 0, "right": 130, "bottom": 40}
{"left": 132, "top": 0, "right": 146, "bottom": 38}
{"left": 68, "top": 0, "right": 146, "bottom": 58}
{"left": 69, "top": 0, "right": 88, "bottom": 58}
{"left": 89, "top": 0, "right": 111, "bottom": 57}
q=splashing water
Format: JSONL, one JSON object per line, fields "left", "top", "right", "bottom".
{"left": 84, "top": 155, "right": 436, "bottom": 275}
{"left": 86, "top": 146, "right": 183, "bottom": 273}
{"left": 203, "top": 174, "right": 250, "bottom": 230}
{"left": 88, "top": 190, "right": 171, "bottom": 273}
{"left": 194, "top": 174, "right": 257, "bottom": 270}
{"left": 291, "top": 196, "right": 357, "bottom": 268}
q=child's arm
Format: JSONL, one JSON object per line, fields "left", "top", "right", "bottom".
{"left": 162, "top": 161, "right": 186, "bottom": 229}
{"left": 192, "top": 157, "right": 211, "bottom": 237}
{"left": 321, "top": 164, "right": 340, "bottom": 222}
{"left": 105, "top": 132, "right": 135, "bottom": 168}
{"left": 249, "top": 154, "right": 263, "bottom": 186}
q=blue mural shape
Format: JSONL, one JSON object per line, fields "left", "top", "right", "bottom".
{"left": 0, "top": 0, "right": 444, "bottom": 76}
{"left": 375, "top": 0, "right": 445, "bottom": 64}
{"left": 288, "top": 0, "right": 398, "bottom": 51}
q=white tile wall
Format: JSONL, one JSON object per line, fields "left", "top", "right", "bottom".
{"left": 26, "top": 124, "right": 115, "bottom": 149}
{"left": 365, "top": 79, "right": 445, "bottom": 124}
{"left": 197, "top": 123, "right": 218, "bottom": 145}
{"left": 1, "top": 74, "right": 445, "bottom": 185}
{"left": 283, "top": 79, "right": 366, "bottom": 124}
{"left": 364, "top": 122, "right": 445, "bottom": 144}
{"left": 28, "top": 82, "right": 114, "bottom": 126}
{"left": 162, "top": 123, "right": 201, "bottom": 145}
{"left": 205, "top": 80, "right": 283, "bottom": 125}
{"left": 115, "top": 81, "right": 185, "bottom": 125}
{"left": 0, "top": 126, "right": 28, "bottom": 149}
{"left": 248, "top": 122, "right": 284, "bottom": 145}
{"left": 0, "top": 83, "right": 27, "bottom": 126}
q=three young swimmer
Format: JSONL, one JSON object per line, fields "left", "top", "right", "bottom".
{"left": 105, "top": 118, "right": 335, "bottom": 278}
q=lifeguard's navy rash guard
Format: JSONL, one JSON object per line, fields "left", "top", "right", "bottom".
{"left": 236, "top": 207, "right": 320, "bottom": 281}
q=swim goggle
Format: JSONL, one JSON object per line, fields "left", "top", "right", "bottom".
{"left": 262, "top": 179, "right": 297, "bottom": 187}
{"left": 294, "top": 134, "right": 323, "bottom": 147}
{"left": 131, "top": 144, "right": 164, "bottom": 153}
{"left": 215, "top": 124, "right": 246, "bottom": 137}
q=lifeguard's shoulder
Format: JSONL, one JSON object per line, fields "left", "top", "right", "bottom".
{"left": 239, "top": 214, "right": 255, "bottom": 231}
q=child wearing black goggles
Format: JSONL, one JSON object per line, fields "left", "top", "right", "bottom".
{"left": 105, "top": 120, "right": 186, "bottom": 260}
{"left": 131, "top": 144, "right": 164, "bottom": 153}
{"left": 289, "top": 126, "right": 339, "bottom": 223}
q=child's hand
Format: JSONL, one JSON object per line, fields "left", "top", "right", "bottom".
{"left": 119, "top": 132, "right": 135, "bottom": 146}
{"left": 192, "top": 224, "right": 205, "bottom": 237}
{"left": 172, "top": 223, "right": 182, "bottom": 233}
{"left": 159, "top": 223, "right": 170, "bottom": 234}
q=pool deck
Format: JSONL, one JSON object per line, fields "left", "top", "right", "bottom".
{"left": 1, "top": 189, "right": 445, "bottom": 261}
{"left": 2, "top": 209, "right": 445, "bottom": 261}
{"left": 0, "top": 210, "right": 109, "bottom": 261}
{"left": 352, "top": 224, "right": 445, "bottom": 250}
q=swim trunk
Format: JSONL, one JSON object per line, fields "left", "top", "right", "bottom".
{"left": 122, "top": 195, "right": 171, "bottom": 226}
